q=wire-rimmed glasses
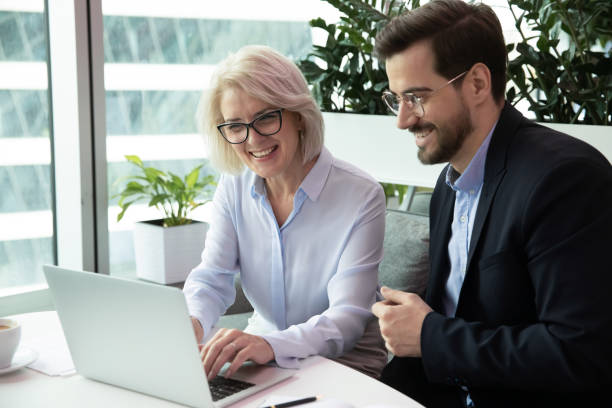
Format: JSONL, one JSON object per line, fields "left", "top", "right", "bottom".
{"left": 217, "top": 109, "right": 284, "bottom": 144}
{"left": 382, "top": 71, "right": 468, "bottom": 117}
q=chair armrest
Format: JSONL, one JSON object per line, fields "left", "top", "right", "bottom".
{"left": 224, "top": 276, "right": 253, "bottom": 315}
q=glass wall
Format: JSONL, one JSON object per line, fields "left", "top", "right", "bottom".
{"left": 0, "top": 6, "right": 54, "bottom": 290}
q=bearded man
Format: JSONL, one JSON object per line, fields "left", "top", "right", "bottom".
{"left": 371, "top": 1, "right": 612, "bottom": 407}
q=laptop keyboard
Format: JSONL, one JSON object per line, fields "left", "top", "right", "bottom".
{"left": 209, "top": 376, "right": 256, "bottom": 401}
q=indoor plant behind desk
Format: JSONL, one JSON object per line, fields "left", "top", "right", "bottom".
{"left": 113, "top": 155, "right": 216, "bottom": 284}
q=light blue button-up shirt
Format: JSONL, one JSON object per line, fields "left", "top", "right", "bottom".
{"left": 183, "top": 147, "right": 386, "bottom": 368}
{"left": 442, "top": 124, "right": 496, "bottom": 317}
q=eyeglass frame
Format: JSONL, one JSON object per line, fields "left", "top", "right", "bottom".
{"left": 216, "top": 108, "right": 284, "bottom": 144}
{"left": 382, "top": 70, "right": 468, "bottom": 117}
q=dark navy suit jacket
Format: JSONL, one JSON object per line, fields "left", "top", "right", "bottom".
{"left": 382, "top": 103, "right": 612, "bottom": 407}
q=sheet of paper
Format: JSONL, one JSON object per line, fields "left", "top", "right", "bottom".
{"left": 22, "top": 327, "right": 76, "bottom": 376}
{"left": 259, "top": 395, "right": 354, "bottom": 408}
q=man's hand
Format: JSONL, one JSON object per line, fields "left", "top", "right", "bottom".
{"left": 200, "top": 328, "right": 275, "bottom": 380}
{"left": 372, "top": 286, "right": 433, "bottom": 357}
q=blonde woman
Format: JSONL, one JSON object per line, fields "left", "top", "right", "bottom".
{"left": 183, "top": 45, "right": 387, "bottom": 380}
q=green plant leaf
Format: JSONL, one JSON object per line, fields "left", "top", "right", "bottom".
{"left": 125, "top": 155, "right": 143, "bottom": 167}
{"left": 116, "top": 199, "right": 139, "bottom": 222}
{"left": 149, "top": 194, "right": 171, "bottom": 208}
{"left": 143, "top": 167, "right": 164, "bottom": 182}
{"left": 309, "top": 17, "right": 323, "bottom": 28}
{"left": 185, "top": 165, "right": 202, "bottom": 189}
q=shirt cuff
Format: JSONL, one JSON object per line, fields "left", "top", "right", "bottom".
{"left": 261, "top": 333, "right": 302, "bottom": 369}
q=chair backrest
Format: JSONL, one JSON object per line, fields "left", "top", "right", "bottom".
{"left": 379, "top": 209, "right": 430, "bottom": 296}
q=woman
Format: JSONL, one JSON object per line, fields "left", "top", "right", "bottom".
{"left": 183, "top": 45, "right": 387, "bottom": 380}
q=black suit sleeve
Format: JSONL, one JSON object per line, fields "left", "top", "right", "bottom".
{"left": 421, "top": 158, "right": 612, "bottom": 391}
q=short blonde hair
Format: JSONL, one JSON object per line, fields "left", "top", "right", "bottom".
{"left": 198, "top": 45, "right": 324, "bottom": 174}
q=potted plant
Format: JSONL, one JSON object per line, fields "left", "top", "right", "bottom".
{"left": 505, "top": 0, "right": 611, "bottom": 125}
{"left": 114, "top": 155, "right": 216, "bottom": 284}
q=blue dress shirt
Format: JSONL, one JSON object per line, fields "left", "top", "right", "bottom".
{"left": 443, "top": 124, "right": 497, "bottom": 317}
{"left": 183, "top": 147, "right": 386, "bottom": 368}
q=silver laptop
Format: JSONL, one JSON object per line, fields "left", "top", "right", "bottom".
{"left": 43, "top": 264, "right": 295, "bottom": 408}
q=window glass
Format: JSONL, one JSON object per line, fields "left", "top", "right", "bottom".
{"left": 0, "top": 7, "right": 55, "bottom": 290}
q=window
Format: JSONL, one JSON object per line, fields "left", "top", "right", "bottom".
{"left": 0, "top": 4, "right": 54, "bottom": 292}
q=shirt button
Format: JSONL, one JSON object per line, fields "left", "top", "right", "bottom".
{"left": 469, "top": 189, "right": 475, "bottom": 195}
{"left": 460, "top": 215, "right": 466, "bottom": 223}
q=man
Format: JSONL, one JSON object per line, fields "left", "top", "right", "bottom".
{"left": 371, "top": 1, "right": 612, "bottom": 407}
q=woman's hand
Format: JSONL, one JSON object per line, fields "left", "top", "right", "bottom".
{"left": 200, "top": 328, "right": 275, "bottom": 380}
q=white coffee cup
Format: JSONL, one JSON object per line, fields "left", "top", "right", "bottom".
{"left": 0, "top": 318, "right": 21, "bottom": 369}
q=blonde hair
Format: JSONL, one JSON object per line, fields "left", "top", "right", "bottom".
{"left": 198, "top": 45, "right": 324, "bottom": 174}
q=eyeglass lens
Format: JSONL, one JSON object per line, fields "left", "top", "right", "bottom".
{"left": 382, "top": 93, "right": 421, "bottom": 116}
{"left": 382, "top": 70, "right": 468, "bottom": 117}
{"left": 219, "top": 110, "right": 282, "bottom": 144}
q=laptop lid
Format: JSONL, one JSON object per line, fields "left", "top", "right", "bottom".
{"left": 43, "top": 265, "right": 294, "bottom": 408}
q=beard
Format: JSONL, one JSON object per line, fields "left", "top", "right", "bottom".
{"left": 413, "top": 103, "right": 473, "bottom": 165}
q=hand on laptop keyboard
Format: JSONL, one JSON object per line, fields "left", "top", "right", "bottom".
{"left": 199, "top": 328, "right": 275, "bottom": 380}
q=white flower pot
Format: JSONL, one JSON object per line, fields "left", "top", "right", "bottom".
{"left": 133, "top": 219, "right": 208, "bottom": 284}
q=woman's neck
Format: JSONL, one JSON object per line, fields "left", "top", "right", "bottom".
{"left": 264, "top": 154, "right": 319, "bottom": 226}
{"left": 264, "top": 154, "right": 318, "bottom": 200}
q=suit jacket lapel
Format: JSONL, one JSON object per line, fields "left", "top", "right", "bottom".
{"left": 466, "top": 103, "right": 523, "bottom": 269}
{"left": 427, "top": 167, "right": 455, "bottom": 310}
{"left": 466, "top": 170, "right": 504, "bottom": 267}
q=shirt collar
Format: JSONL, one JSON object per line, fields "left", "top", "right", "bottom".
{"left": 299, "top": 146, "right": 331, "bottom": 202}
{"left": 446, "top": 121, "right": 498, "bottom": 192}
{"left": 249, "top": 147, "right": 331, "bottom": 202}
{"left": 250, "top": 171, "right": 265, "bottom": 198}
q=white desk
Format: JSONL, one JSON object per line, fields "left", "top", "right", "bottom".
{"left": 0, "top": 312, "right": 422, "bottom": 408}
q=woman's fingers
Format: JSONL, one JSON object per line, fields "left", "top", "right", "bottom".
{"left": 199, "top": 330, "right": 275, "bottom": 379}
{"left": 208, "top": 341, "right": 240, "bottom": 379}
{"left": 202, "top": 329, "right": 238, "bottom": 377}
{"left": 224, "top": 346, "right": 252, "bottom": 378}
{"left": 223, "top": 336, "right": 275, "bottom": 378}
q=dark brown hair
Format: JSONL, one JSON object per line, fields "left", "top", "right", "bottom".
{"left": 375, "top": 0, "right": 507, "bottom": 102}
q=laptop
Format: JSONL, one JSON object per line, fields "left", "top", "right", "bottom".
{"left": 43, "top": 264, "right": 295, "bottom": 408}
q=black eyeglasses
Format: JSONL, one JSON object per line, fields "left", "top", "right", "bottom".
{"left": 216, "top": 109, "right": 284, "bottom": 144}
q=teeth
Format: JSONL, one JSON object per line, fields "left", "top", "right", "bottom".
{"left": 414, "top": 128, "right": 432, "bottom": 139}
{"left": 250, "top": 146, "right": 275, "bottom": 158}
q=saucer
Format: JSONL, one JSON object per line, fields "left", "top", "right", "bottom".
{"left": 0, "top": 347, "right": 38, "bottom": 375}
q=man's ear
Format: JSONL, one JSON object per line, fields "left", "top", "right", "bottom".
{"left": 463, "top": 63, "right": 492, "bottom": 105}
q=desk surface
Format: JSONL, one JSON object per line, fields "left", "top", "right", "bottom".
{"left": 0, "top": 311, "right": 422, "bottom": 408}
